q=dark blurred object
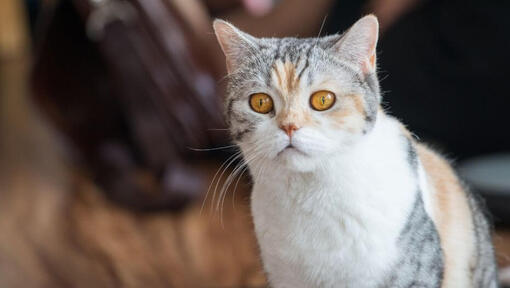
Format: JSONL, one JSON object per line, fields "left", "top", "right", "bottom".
{"left": 24, "top": 0, "right": 41, "bottom": 38}
{"left": 377, "top": 0, "right": 510, "bottom": 160}
{"left": 32, "top": 0, "right": 226, "bottom": 211}
{"left": 459, "top": 154, "right": 510, "bottom": 225}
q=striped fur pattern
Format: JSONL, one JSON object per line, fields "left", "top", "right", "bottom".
{"left": 214, "top": 15, "right": 498, "bottom": 288}
{"left": 468, "top": 191, "right": 499, "bottom": 286}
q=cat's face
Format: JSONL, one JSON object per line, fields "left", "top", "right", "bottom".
{"left": 214, "top": 16, "right": 381, "bottom": 172}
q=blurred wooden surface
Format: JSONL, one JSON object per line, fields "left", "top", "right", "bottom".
{"left": 0, "top": 161, "right": 266, "bottom": 288}
{"left": 0, "top": 1, "right": 508, "bottom": 287}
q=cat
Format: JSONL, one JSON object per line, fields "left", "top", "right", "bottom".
{"left": 213, "top": 15, "right": 498, "bottom": 288}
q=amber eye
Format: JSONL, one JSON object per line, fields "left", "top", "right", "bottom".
{"left": 249, "top": 93, "right": 274, "bottom": 114}
{"left": 310, "top": 90, "right": 336, "bottom": 111}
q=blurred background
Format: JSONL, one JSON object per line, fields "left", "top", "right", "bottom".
{"left": 1, "top": 0, "right": 509, "bottom": 287}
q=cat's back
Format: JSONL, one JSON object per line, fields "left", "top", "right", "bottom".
{"left": 416, "top": 143, "right": 498, "bottom": 287}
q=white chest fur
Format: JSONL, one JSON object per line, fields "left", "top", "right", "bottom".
{"left": 249, "top": 116, "right": 422, "bottom": 288}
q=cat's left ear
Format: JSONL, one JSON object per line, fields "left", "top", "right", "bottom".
{"left": 330, "top": 15, "right": 379, "bottom": 75}
{"left": 213, "top": 19, "right": 258, "bottom": 74}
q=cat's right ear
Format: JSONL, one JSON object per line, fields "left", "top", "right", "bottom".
{"left": 330, "top": 15, "right": 379, "bottom": 75}
{"left": 213, "top": 20, "right": 258, "bottom": 74}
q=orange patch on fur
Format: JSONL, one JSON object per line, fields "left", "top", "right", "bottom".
{"left": 350, "top": 94, "right": 365, "bottom": 116}
{"left": 272, "top": 60, "right": 317, "bottom": 128}
{"left": 417, "top": 144, "right": 475, "bottom": 287}
{"left": 284, "top": 62, "right": 296, "bottom": 93}
{"left": 272, "top": 60, "right": 299, "bottom": 96}
{"left": 369, "top": 54, "right": 376, "bottom": 69}
{"left": 273, "top": 64, "right": 283, "bottom": 90}
{"left": 329, "top": 94, "right": 366, "bottom": 132}
{"left": 398, "top": 123, "right": 413, "bottom": 139}
{"left": 277, "top": 107, "right": 315, "bottom": 129}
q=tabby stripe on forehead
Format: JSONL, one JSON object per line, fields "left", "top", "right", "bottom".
{"left": 273, "top": 38, "right": 283, "bottom": 61}
{"left": 297, "top": 44, "right": 314, "bottom": 80}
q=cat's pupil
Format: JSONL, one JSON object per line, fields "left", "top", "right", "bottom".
{"left": 321, "top": 96, "right": 325, "bottom": 105}
{"left": 259, "top": 99, "right": 263, "bottom": 107}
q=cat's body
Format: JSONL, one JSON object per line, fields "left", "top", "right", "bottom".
{"left": 251, "top": 112, "right": 431, "bottom": 287}
{"left": 251, "top": 112, "right": 495, "bottom": 287}
{"left": 214, "top": 15, "right": 498, "bottom": 287}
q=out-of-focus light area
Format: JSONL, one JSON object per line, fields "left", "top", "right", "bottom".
{"left": 0, "top": 0, "right": 509, "bottom": 287}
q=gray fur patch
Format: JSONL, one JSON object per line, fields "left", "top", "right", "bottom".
{"left": 466, "top": 190, "right": 499, "bottom": 288}
{"left": 385, "top": 192, "right": 444, "bottom": 287}
{"left": 406, "top": 138, "right": 418, "bottom": 173}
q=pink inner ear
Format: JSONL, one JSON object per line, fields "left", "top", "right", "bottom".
{"left": 332, "top": 15, "right": 379, "bottom": 75}
{"left": 362, "top": 53, "right": 376, "bottom": 74}
{"left": 369, "top": 54, "right": 376, "bottom": 67}
{"left": 214, "top": 23, "right": 237, "bottom": 73}
{"left": 361, "top": 52, "right": 376, "bottom": 74}
{"left": 213, "top": 20, "right": 257, "bottom": 74}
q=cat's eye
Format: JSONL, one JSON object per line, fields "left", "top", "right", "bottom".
{"left": 310, "top": 90, "right": 336, "bottom": 111}
{"left": 250, "top": 93, "right": 274, "bottom": 114}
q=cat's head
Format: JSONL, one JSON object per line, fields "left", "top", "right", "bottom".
{"left": 214, "top": 15, "right": 381, "bottom": 172}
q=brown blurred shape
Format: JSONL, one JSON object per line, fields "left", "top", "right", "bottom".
{"left": 31, "top": 0, "right": 235, "bottom": 211}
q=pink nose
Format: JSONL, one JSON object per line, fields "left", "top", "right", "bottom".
{"left": 280, "top": 124, "right": 299, "bottom": 137}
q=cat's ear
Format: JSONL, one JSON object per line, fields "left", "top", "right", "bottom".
{"left": 330, "top": 15, "right": 379, "bottom": 75}
{"left": 213, "top": 19, "right": 258, "bottom": 74}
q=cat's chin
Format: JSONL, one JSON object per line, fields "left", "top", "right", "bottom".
{"left": 275, "top": 147, "right": 317, "bottom": 172}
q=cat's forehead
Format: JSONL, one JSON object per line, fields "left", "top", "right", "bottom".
{"left": 258, "top": 36, "right": 338, "bottom": 62}
{"left": 234, "top": 36, "right": 345, "bottom": 91}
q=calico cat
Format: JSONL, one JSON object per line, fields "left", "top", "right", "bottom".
{"left": 213, "top": 15, "right": 498, "bottom": 288}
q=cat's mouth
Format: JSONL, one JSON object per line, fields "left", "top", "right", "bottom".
{"left": 277, "top": 144, "right": 306, "bottom": 157}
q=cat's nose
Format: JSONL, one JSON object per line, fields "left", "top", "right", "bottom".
{"left": 280, "top": 124, "right": 299, "bottom": 138}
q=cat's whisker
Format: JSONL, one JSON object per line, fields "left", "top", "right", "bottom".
{"left": 217, "top": 147, "right": 264, "bottom": 225}
{"left": 188, "top": 144, "right": 238, "bottom": 152}
{"left": 207, "top": 128, "right": 230, "bottom": 131}
{"left": 227, "top": 144, "right": 267, "bottom": 212}
{"left": 211, "top": 144, "right": 260, "bottom": 218}
{"left": 211, "top": 151, "right": 246, "bottom": 215}
{"left": 201, "top": 150, "right": 241, "bottom": 215}
{"left": 231, "top": 165, "right": 249, "bottom": 210}
{"left": 230, "top": 160, "right": 263, "bottom": 219}
{"left": 223, "top": 157, "right": 264, "bottom": 221}
{"left": 218, "top": 162, "right": 248, "bottom": 226}
{"left": 231, "top": 156, "right": 263, "bottom": 210}
{"left": 316, "top": 15, "right": 328, "bottom": 39}
{"left": 218, "top": 143, "right": 265, "bottom": 204}
{"left": 253, "top": 158, "right": 266, "bottom": 190}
